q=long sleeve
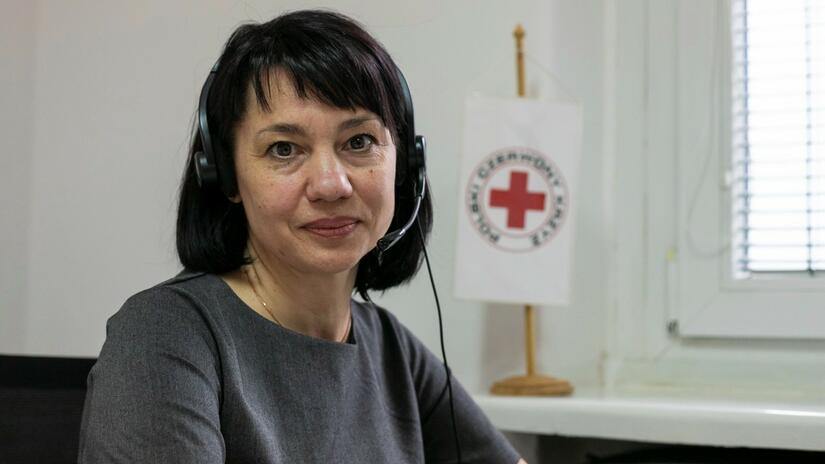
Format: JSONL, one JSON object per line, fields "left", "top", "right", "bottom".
{"left": 395, "top": 322, "right": 521, "bottom": 464}
{"left": 77, "top": 287, "right": 225, "bottom": 463}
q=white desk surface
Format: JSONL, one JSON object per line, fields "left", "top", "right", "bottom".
{"left": 474, "top": 388, "right": 825, "bottom": 452}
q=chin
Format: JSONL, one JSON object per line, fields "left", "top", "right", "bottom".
{"left": 302, "top": 249, "right": 368, "bottom": 275}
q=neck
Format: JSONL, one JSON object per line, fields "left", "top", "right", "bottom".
{"left": 245, "top": 241, "right": 354, "bottom": 342}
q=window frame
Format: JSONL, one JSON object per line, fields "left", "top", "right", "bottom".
{"left": 647, "top": 0, "right": 825, "bottom": 340}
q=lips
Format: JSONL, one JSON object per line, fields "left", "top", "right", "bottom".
{"left": 302, "top": 217, "right": 359, "bottom": 238}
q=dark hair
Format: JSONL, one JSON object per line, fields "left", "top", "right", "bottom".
{"left": 176, "top": 9, "right": 433, "bottom": 298}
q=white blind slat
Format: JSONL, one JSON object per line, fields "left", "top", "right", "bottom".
{"left": 732, "top": 0, "right": 825, "bottom": 274}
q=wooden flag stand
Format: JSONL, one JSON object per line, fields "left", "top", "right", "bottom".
{"left": 489, "top": 25, "right": 574, "bottom": 397}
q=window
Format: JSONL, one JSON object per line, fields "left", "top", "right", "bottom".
{"left": 609, "top": 0, "right": 825, "bottom": 386}
{"left": 732, "top": 0, "right": 825, "bottom": 276}
{"left": 629, "top": 0, "right": 825, "bottom": 339}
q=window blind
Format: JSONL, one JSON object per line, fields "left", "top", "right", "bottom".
{"left": 732, "top": 0, "right": 825, "bottom": 274}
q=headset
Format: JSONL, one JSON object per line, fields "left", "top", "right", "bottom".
{"left": 192, "top": 61, "right": 463, "bottom": 462}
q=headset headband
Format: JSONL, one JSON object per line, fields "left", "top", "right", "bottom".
{"left": 193, "top": 60, "right": 426, "bottom": 201}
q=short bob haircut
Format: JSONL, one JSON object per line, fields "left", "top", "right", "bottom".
{"left": 176, "top": 9, "right": 433, "bottom": 298}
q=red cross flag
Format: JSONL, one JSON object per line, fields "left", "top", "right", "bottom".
{"left": 453, "top": 94, "right": 582, "bottom": 305}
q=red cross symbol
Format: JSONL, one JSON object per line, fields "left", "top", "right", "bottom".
{"left": 489, "top": 171, "right": 546, "bottom": 229}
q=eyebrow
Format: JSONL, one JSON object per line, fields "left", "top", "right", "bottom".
{"left": 256, "top": 116, "right": 380, "bottom": 137}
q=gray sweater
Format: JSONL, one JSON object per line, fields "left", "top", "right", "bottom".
{"left": 78, "top": 270, "right": 520, "bottom": 463}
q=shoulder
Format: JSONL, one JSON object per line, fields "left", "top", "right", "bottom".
{"left": 352, "top": 298, "right": 402, "bottom": 329}
{"left": 351, "top": 298, "right": 435, "bottom": 373}
{"left": 81, "top": 276, "right": 225, "bottom": 462}
{"left": 352, "top": 298, "right": 413, "bottom": 345}
{"left": 116, "top": 269, "right": 219, "bottom": 318}
{"left": 105, "top": 269, "right": 225, "bottom": 350}
{"left": 92, "top": 271, "right": 225, "bottom": 392}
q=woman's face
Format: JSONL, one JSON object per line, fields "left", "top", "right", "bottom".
{"left": 232, "top": 69, "right": 396, "bottom": 276}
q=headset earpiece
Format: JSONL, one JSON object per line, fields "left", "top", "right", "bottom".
{"left": 194, "top": 62, "right": 221, "bottom": 192}
{"left": 394, "top": 66, "right": 426, "bottom": 191}
{"left": 194, "top": 150, "right": 218, "bottom": 188}
{"left": 412, "top": 135, "right": 426, "bottom": 173}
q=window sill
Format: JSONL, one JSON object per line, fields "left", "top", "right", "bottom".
{"left": 474, "top": 388, "right": 825, "bottom": 451}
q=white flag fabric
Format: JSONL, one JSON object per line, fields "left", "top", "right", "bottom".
{"left": 453, "top": 94, "right": 582, "bottom": 306}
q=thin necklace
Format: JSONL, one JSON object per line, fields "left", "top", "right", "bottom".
{"left": 244, "top": 265, "right": 283, "bottom": 325}
{"left": 243, "top": 266, "right": 351, "bottom": 343}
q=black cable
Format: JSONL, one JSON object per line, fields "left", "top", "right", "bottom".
{"left": 416, "top": 217, "right": 462, "bottom": 464}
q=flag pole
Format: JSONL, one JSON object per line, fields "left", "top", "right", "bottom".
{"left": 490, "top": 24, "right": 573, "bottom": 397}
{"left": 525, "top": 304, "right": 536, "bottom": 376}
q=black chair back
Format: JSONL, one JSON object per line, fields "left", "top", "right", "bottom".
{"left": 0, "top": 355, "right": 96, "bottom": 464}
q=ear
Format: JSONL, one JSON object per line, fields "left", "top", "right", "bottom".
{"left": 228, "top": 194, "right": 242, "bottom": 204}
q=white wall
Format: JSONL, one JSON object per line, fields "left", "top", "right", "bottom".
{"left": 2, "top": 0, "right": 607, "bottom": 398}
{"left": 0, "top": 0, "right": 36, "bottom": 356}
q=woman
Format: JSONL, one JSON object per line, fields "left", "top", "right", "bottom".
{"left": 78, "top": 10, "right": 524, "bottom": 464}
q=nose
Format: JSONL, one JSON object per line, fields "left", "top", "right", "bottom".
{"left": 305, "top": 151, "right": 353, "bottom": 202}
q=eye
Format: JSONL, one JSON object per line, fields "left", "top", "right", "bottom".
{"left": 267, "top": 141, "right": 296, "bottom": 159}
{"left": 346, "top": 134, "right": 377, "bottom": 152}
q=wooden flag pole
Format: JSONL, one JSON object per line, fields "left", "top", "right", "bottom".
{"left": 525, "top": 304, "right": 536, "bottom": 376}
{"left": 490, "top": 25, "right": 573, "bottom": 397}
{"left": 514, "top": 24, "right": 526, "bottom": 98}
